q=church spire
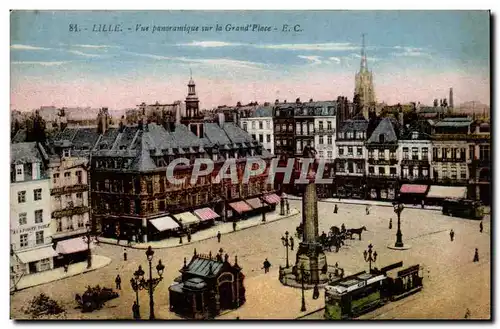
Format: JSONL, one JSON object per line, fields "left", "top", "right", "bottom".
{"left": 360, "top": 33, "right": 368, "bottom": 72}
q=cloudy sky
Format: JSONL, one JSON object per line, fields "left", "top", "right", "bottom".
{"left": 10, "top": 10, "right": 490, "bottom": 111}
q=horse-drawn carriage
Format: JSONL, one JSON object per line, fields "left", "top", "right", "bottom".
{"left": 75, "top": 285, "right": 119, "bottom": 313}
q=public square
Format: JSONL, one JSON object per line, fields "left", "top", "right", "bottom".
{"left": 10, "top": 199, "right": 491, "bottom": 320}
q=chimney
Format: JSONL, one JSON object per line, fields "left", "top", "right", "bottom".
{"left": 296, "top": 98, "right": 301, "bottom": 104}
{"left": 275, "top": 99, "right": 279, "bottom": 104}
{"left": 232, "top": 111, "right": 238, "bottom": 124}
{"left": 218, "top": 113, "right": 225, "bottom": 127}
{"left": 284, "top": 100, "right": 287, "bottom": 103}
{"left": 309, "top": 98, "right": 313, "bottom": 103}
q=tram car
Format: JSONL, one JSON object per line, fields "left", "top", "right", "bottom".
{"left": 324, "top": 262, "right": 423, "bottom": 320}
{"left": 442, "top": 198, "right": 483, "bottom": 220}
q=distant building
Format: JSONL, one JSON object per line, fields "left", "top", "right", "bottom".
{"left": 467, "top": 121, "right": 491, "bottom": 204}
{"left": 354, "top": 34, "right": 376, "bottom": 118}
{"left": 239, "top": 105, "right": 274, "bottom": 154}
{"left": 10, "top": 142, "right": 56, "bottom": 279}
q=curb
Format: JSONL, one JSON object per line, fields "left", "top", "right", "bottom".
{"left": 296, "top": 307, "right": 325, "bottom": 320}
{"left": 286, "top": 196, "right": 442, "bottom": 211}
{"left": 97, "top": 209, "right": 301, "bottom": 250}
{"left": 13, "top": 255, "right": 112, "bottom": 292}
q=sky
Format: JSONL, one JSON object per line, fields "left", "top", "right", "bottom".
{"left": 10, "top": 10, "right": 490, "bottom": 111}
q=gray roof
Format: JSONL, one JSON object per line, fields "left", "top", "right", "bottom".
{"left": 367, "top": 118, "right": 399, "bottom": 143}
{"left": 11, "top": 129, "right": 27, "bottom": 143}
{"left": 339, "top": 119, "right": 368, "bottom": 133}
{"left": 250, "top": 106, "right": 272, "bottom": 118}
{"left": 184, "top": 257, "right": 224, "bottom": 277}
{"left": 434, "top": 118, "right": 472, "bottom": 128}
{"left": 11, "top": 142, "right": 45, "bottom": 164}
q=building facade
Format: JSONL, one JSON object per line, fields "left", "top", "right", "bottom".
{"left": 240, "top": 106, "right": 274, "bottom": 154}
{"left": 10, "top": 142, "right": 56, "bottom": 278}
{"left": 467, "top": 121, "right": 491, "bottom": 204}
{"left": 399, "top": 120, "right": 433, "bottom": 182}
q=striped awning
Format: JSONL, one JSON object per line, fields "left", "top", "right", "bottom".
{"left": 400, "top": 184, "right": 428, "bottom": 194}
{"left": 193, "top": 208, "right": 220, "bottom": 221}
{"left": 56, "top": 237, "right": 95, "bottom": 255}
{"left": 16, "top": 246, "right": 58, "bottom": 264}
{"left": 245, "top": 197, "right": 265, "bottom": 209}
{"left": 150, "top": 216, "right": 179, "bottom": 232}
{"left": 229, "top": 201, "right": 253, "bottom": 214}
{"left": 427, "top": 186, "right": 467, "bottom": 199}
{"left": 173, "top": 212, "right": 200, "bottom": 226}
{"left": 262, "top": 193, "right": 281, "bottom": 204}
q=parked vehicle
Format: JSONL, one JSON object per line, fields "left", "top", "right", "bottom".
{"left": 442, "top": 198, "right": 483, "bottom": 220}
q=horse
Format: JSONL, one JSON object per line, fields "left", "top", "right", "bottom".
{"left": 346, "top": 226, "right": 367, "bottom": 240}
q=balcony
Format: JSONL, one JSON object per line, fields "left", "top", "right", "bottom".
{"left": 367, "top": 173, "right": 399, "bottom": 180}
{"left": 314, "top": 129, "right": 335, "bottom": 135}
{"left": 52, "top": 206, "right": 89, "bottom": 219}
{"left": 368, "top": 158, "right": 398, "bottom": 165}
{"left": 401, "top": 158, "right": 430, "bottom": 165}
{"left": 432, "top": 158, "right": 467, "bottom": 163}
{"left": 50, "top": 184, "right": 88, "bottom": 196}
{"left": 400, "top": 175, "right": 431, "bottom": 183}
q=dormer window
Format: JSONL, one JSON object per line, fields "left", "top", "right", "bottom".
{"left": 379, "top": 134, "right": 385, "bottom": 143}
{"left": 63, "top": 149, "right": 71, "bottom": 157}
{"left": 412, "top": 131, "right": 419, "bottom": 139}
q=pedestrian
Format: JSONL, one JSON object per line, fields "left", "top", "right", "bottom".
{"left": 115, "top": 274, "right": 122, "bottom": 290}
{"left": 127, "top": 235, "right": 132, "bottom": 247}
{"left": 187, "top": 232, "right": 191, "bottom": 243}
{"left": 286, "top": 200, "right": 290, "bottom": 215}
{"left": 480, "top": 221, "right": 483, "bottom": 233}
{"left": 123, "top": 248, "right": 128, "bottom": 261}
{"left": 233, "top": 221, "right": 237, "bottom": 232}
{"left": 473, "top": 248, "right": 479, "bottom": 262}
{"left": 132, "top": 301, "right": 140, "bottom": 319}
{"left": 450, "top": 229, "right": 455, "bottom": 242}
{"left": 421, "top": 200, "right": 425, "bottom": 209}
{"left": 334, "top": 204, "right": 338, "bottom": 214}
{"left": 341, "top": 223, "right": 346, "bottom": 233}
{"left": 64, "top": 263, "right": 69, "bottom": 273}
{"left": 132, "top": 234, "right": 136, "bottom": 245}
{"left": 179, "top": 235, "right": 183, "bottom": 244}
{"left": 262, "top": 258, "right": 271, "bottom": 273}
{"left": 217, "top": 231, "right": 222, "bottom": 243}
{"left": 365, "top": 205, "right": 370, "bottom": 215}
{"left": 389, "top": 218, "right": 393, "bottom": 230}
{"left": 464, "top": 308, "right": 471, "bottom": 319}
{"left": 290, "top": 236, "right": 294, "bottom": 251}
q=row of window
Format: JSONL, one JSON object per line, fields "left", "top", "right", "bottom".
{"left": 18, "top": 210, "right": 44, "bottom": 225}
{"left": 251, "top": 134, "right": 272, "bottom": 143}
{"left": 318, "top": 136, "right": 333, "bottom": 145}
{"left": 17, "top": 188, "right": 43, "bottom": 203}
{"left": 19, "top": 231, "right": 45, "bottom": 248}
{"left": 55, "top": 215, "right": 86, "bottom": 232}
{"left": 53, "top": 170, "right": 83, "bottom": 185}
{"left": 242, "top": 120, "right": 272, "bottom": 131}
{"left": 339, "top": 147, "right": 364, "bottom": 157}
{"left": 338, "top": 131, "right": 366, "bottom": 140}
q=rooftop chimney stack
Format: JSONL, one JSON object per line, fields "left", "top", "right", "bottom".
{"left": 218, "top": 113, "right": 225, "bottom": 127}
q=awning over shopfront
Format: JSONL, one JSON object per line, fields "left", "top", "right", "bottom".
{"left": 426, "top": 186, "right": 467, "bottom": 199}
{"left": 193, "top": 208, "right": 220, "bottom": 221}
{"left": 400, "top": 184, "right": 428, "bottom": 194}
{"left": 16, "top": 246, "right": 58, "bottom": 264}
{"left": 262, "top": 193, "right": 281, "bottom": 205}
{"left": 245, "top": 197, "right": 265, "bottom": 210}
{"left": 56, "top": 237, "right": 95, "bottom": 255}
{"left": 229, "top": 201, "right": 253, "bottom": 214}
{"left": 150, "top": 216, "right": 179, "bottom": 232}
{"left": 173, "top": 212, "right": 201, "bottom": 226}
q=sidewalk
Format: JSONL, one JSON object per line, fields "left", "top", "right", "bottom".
{"left": 286, "top": 195, "right": 442, "bottom": 211}
{"left": 12, "top": 255, "right": 112, "bottom": 292}
{"left": 98, "top": 207, "right": 300, "bottom": 250}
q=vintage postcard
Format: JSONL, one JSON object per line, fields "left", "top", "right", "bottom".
{"left": 10, "top": 10, "right": 491, "bottom": 320}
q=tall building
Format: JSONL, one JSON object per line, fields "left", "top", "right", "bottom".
{"left": 354, "top": 34, "right": 376, "bottom": 118}
{"left": 10, "top": 142, "right": 56, "bottom": 279}
{"left": 181, "top": 75, "right": 205, "bottom": 137}
{"left": 239, "top": 105, "right": 274, "bottom": 154}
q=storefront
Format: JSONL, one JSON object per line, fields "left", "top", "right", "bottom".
{"left": 149, "top": 216, "right": 180, "bottom": 241}
{"left": 54, "top": 236, "right": 95, "bottom": 267}
{"left": 261, "top": 193, "right": 281, "bottom": 211}
{"left": 193, "top": 207, "right": 219, "bottom": 229}
{"left": 426, "top": 185, "right": 468, "bottom": 206}
{"left": 15, "top": 246, "right": 57, "bottom": 275}
{"left": 228, "top": 201, "right": 253, "bottom": 220}
{"left": 173, "top": 212, "right": 201, "bottom": 232}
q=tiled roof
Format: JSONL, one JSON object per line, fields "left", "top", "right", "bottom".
{"left": 367, "top": 117, "right": 399, "bottom": 143}
{"left": 11, "top": 142, "right": 44, "bottom": 164}
{"left": 11, "top": 129, "right": 27, "bottom": 143}
{"left": 434, "top": 119, "right": 472, "bottom": 127}
{"left": 203, "top": 123, "right": 232, "bottom": 145}
{"left": 250, "top": 106, "right": 273, "bottom": 118}
{"left": 339, "top": 119, "right": 368, "bottom": 133}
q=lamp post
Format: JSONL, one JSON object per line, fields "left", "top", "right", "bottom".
{"left": 82, "top": 223, "right": 93, "bottom": 269}
{"left": 393, "top": 200, "right": 405, "bottom": 248}
{"left": 363, "top": 244, "right": 378, "bottom": 273}
{"left": 130, "top": 266, "right": 144, "bottom": 319}
{"left": 133, "top": 246, "right": 165, "bottom": 320}
{"left": 281, "top": 231, "right": 292, "bottom": 268}
{"left": 262, "top": 198, "right": 266, "bottom": 222}
{"left": 300, "top": 264, "right": 307, "bottom": 312}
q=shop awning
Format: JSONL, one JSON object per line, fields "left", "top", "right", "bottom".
{"left": 16, "top": 246, "right": 58, "bottom": 264}
{"left": 245, "top": 197, "right": 266, "bottom": 209}
{"left": 56, "top": 237, "right": 95, "bottom": 255}
{"left": 193, "top": 208, "right": 220, "bottom": 221}
{"left": 427, "top": 186, "right": 467, "bottom": 199}
{"left": 262, "top": 193, "right": 281, "bottom": 204}
{"left": 173, "top": 212, "right": 200, "bottom": 226}
{"left": 400, "top": 184, "right": 428, "bottom": 194}
{"left": 150, "top": 216, "right": 179, "bottom": 232}
{"left": 229, "top": 201, "right": 253, "bottom": 214}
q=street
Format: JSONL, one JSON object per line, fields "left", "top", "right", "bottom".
{"left": 10, "top": 200, "right": 491, "bottom": 320}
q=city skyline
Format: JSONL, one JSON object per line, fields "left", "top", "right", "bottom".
{"left": 11, "top": 11, "right": 490, "bottom": 111}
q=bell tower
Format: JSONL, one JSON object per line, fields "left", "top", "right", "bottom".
{"left": 181, "top": 70, "right": 204, "bottom": 137}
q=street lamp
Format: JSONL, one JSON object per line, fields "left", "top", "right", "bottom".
{"left": 133, "top": 246, "right": 165, "bottom": 320}
{"left": 300, "top": 264, "right": 307, "bottom": 312}
{"left": 281, "top": 231, "right": 292, "bottom": 268}
{"left": 393, "top": 200, "right": 405, "bottom": 248}
{"left": 130, "top": 266, "right": 145, "bottom": 319}
{"left": 82, "top": 223, "right": 93, "bottom": 269}
{"left": 363, "top": 244, "right": 378, "bottom": 273}
{"left": 261, "top": 199, "right": 266, "bottom": 222}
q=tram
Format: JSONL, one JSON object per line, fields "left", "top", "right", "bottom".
{"left": 324, "top": 262, "right": 423, "bottom": 320}
{"left": 442, "top": 198, "right": 483, "bottom": 220}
